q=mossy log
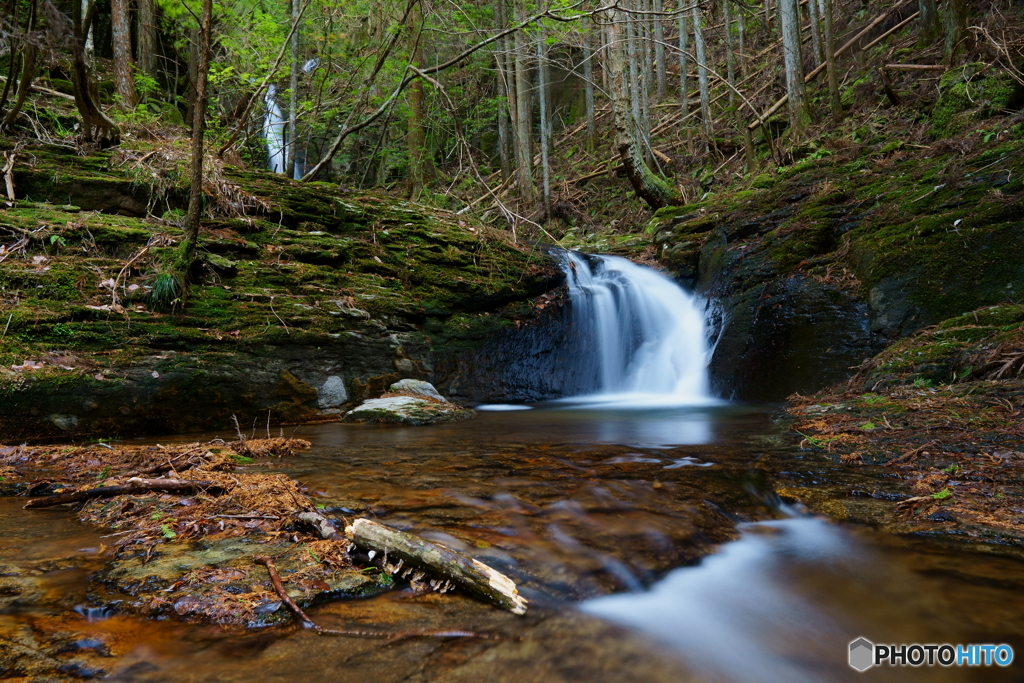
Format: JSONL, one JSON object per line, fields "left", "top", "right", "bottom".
{"left": 345, "top": 518, "right": 527, "bottom": 615}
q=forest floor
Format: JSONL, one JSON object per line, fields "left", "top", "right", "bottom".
{"left": 779, "top": 303, "right": 1024, "bottom": 544}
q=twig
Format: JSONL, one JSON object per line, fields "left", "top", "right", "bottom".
{"left": 887, "top": 439, "right": 941, "bottom": 466}
{"left": 1, "top": 313, "right": 11, "bottom": 339}
{"left": 24, "top": 478, "right": 224, "bottom": 508}
{"left": 254, "top": 555, "right": 493, "bottom": 639}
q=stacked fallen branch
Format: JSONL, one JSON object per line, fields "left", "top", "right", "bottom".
{"left": 9, "top": 437, "right": 528, "bottom": 631}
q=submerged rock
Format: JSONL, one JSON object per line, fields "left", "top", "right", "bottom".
{"left": 344, "top": 395, "right": 474, "bottom": 426}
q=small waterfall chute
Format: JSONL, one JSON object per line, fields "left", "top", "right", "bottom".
{"left": 561, "top": 252, "right": 718, "bottom": 407}
{"left": 263, "top": 84, "right": 286, "bottom": 174}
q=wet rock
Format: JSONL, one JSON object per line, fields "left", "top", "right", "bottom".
{"left": 344, "top": 396, "right": 474, "bottom": 426}
{"left": 317, "top": 375, "right": 348, "bottom": 410}
{"left": 389, "top": 379, "right": 445, "bottom": 402}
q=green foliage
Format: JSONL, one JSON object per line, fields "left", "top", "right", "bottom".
{"left": 931, "top": 488, "right": 952, "bottom": 500}
{"left": 160, "top": 523, "right": 178, "bottom": 538}
{"left": 146, "top": 273, "right": 184, "bottom": 312}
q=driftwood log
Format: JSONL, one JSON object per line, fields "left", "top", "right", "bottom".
{"left": 24, "top": 478, "right": 223, "bottom": 508}
{"left": 345, "top": 518, "right": 528, "bottom": 615}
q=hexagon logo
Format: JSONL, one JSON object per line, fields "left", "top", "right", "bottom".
{"left": 849, "top": 637, "right": 875, "bottom": 672}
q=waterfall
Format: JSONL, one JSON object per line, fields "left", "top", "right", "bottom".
{"left": 264, "top": 84, "right": 286, "bottom": 174}
{"left": 561, "top": 252, "right": 717, "bottom": 406}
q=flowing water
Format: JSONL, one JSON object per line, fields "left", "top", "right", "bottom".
{"left": 558, "top": 252, "right": 717, "bottom": 406}
{"left": 263, "top": 85, "right": 286, "bottom": 175}
{"left": 3, "top": 256, "right": 1024, "bottom": 681}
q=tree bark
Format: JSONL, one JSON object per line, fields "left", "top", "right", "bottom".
{"left": 807, "top": 0, "right": 824, "bottom": 64}
{"left": 495, "top": 0, "right": 513, "bottom": 181}
{"left": 692, "top": 2, "right": 712, "bottom": 140}
{"left": 137, "top": 0, "right": 158, "bottom": 78}
{"left": 654, "top": 0, "right": 666, "bottom": 99}
{"left": 407, "top": 0, "right": 432, "bottom": 199}
{"left": 779, "top": 0, "right": 807, "bottom": 136}
{"left": 738, "top": 2, "right": 746, "bottom": 77}
{"left": 180, "top": 0, "right": 213, "bottom": 278}
{"left": 346, "top": 518, "right": 528, "bottom": 615}
{"left": 288, "top": 0, "right": 301, "bottom": 178}
{"left": 942, "top": 0, "right": 967, "bottom": 58}
{"left": 583, "top": 29, "right": 596, "bottom": 146}
{"left": 823, "top": 0, "right": 841, "bottom": 119}
{"left": 918, "top": 0, "right": 939, "bottom": 44}
{"left": 537, "top": 26, "right": 551, "bottom": 218}
{"left": 607, "top": 7, "right": 679, "bottom": 208}
{"left": 71, "top": 0, "right": 121, "bottom": 144}
{"left": 512, "top": 0, "right": 534, "bottom": 202}
{"left": 723, "top": 0, "right": 736, "bottom": 106}
{"left": 0, "top": 0, "right": 36, "bottom": 131}
{"left": 678, "top": 9, "right": 689, "bottom": 118}
{"left": 110, "top": 0, "right": 136, "bottom": 107}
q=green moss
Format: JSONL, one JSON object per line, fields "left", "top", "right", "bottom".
{"left": 932, "top": 65, "right": 1023, "bottom": 135}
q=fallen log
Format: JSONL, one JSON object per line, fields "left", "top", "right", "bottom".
{"left": 254, "top": 555, "right": 492, "bottom": 639}
{"left": 24, "top": 477, "right": 224, "bottom": 508}
{"left": 345, "top": 518, "right": 528, "bottom": 615}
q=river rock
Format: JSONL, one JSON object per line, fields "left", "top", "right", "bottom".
{"left": 344, "top": 396, "right": 474, "bottom": 426}
{"left": 389, "top": 378, "right": 446, "bottom": 402}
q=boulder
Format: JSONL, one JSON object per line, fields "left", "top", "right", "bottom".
{"left": 389, "top": 378, "right": 446, "bottom": 402}
{"left": 343, "top": 396, "right": 474, "bottom": 426}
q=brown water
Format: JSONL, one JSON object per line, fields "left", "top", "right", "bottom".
{"left": 3, "top": 405, "right": 1024, "bottom": 682}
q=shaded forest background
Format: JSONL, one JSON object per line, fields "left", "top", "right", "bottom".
{"left": 1, "top": 0, "right": 1022, "bottom": 252}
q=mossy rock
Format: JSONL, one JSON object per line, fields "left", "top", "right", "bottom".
{"left": 932, "top": 64, "right": 1024, "bottom": 135}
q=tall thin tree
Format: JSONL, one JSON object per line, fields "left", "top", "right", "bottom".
{"left": 779, "top": 0, "right": 807, "bottom": 136}
{"left": 180, "top": 0, "right": 214, "bottom": 280}
{"left": 110, "top": 0, "right": 136, "bottom": 107}
{"left": 692, "top": 2, "right": 712, "bottom": 141}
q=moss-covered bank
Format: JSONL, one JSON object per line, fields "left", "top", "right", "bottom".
{"left": 649, "top": 123, "right": 1024, "bottom": 400}
{"left": 0, "top": 144, "right": 561, "bottom": 439}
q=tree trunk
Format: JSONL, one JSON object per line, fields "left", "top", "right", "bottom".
{"left": 110, "top": 0, "right": 136, "bottom": 107}
{"left": 407, "top": 1, "right": 431, "bottom": 199}
{"left": 288, "top": 0, "right": 301, "bottom": 178}
{"left": 72, "top": 0, "right": 120, "bottom": 144}
{"left": 186, "top": 26, "right": 199, "bottom": 128}
{"left": 779, "top": 0, "right": 807, "bottom": 136}
{"left": 583, "top": 29, "right": 596, "bottom": 147}
{"left": 653, "top": 0, "right": 666, "bottom": 99}
{"left": 626, "top": 5, "right": 643, "bottom": 140}
{"left": 180, "top": 0, "right": 213, "bottom": 279}
{"left": 537, "top": 26, "right": 551, "bottom": 218}
{"left": 738, "top": 2, "right": 746, "bottom": 77}
{"left": 0, "top": 0, "right": 36, "bottom": 131}
{"left": 512, "top": 0, "right": 534, "bottom": 202}
{"left": 639, "top": 0, "right": 652, "bottom": 145}
{"left": 918, "top": 0, "right": 939, "bottom": 44}
{"left": 692, "top": 3, "right": 712, "bottom": 140}
{"left": 823, "top": 0, "right": 842, "bottom": 119}
{"left": 137, "top": 0, "right": 158, "bottom": 77}
{"left": 723, "top": 0, "right": 736, "bottom": 106}
{"left": 807, "top": 0, "right": 824, "bottom": 64}
{"left": 607, "top": 7, "right": 679, "bottom": 209}
{"left": 495, "top": 0, "right": 512, "bottom": 182}
{"left": 942, "top": 0, "right": 968, "bottom": 59}
{"left": 678, "top": 9, "right": 688, "bottom": 118}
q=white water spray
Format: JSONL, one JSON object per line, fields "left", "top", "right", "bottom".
{"left": 264, "top": 84, "right": 286, "bottom": 174}
{"left": 561, "top": 252, "right": 717, "bottom": 406}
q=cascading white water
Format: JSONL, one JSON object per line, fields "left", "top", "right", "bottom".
{"left": 264, "top": 85, "right": 286, "bottom": 174}
{"left": 562, "top": 252, "right": 717, "bottom": 406}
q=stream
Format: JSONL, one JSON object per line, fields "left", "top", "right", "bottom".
{"left": 3, "top": 255, "right": 1023, "bottom": 681}
{"left": 3, "top": 408, "right": 1024, "bottom": 681}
